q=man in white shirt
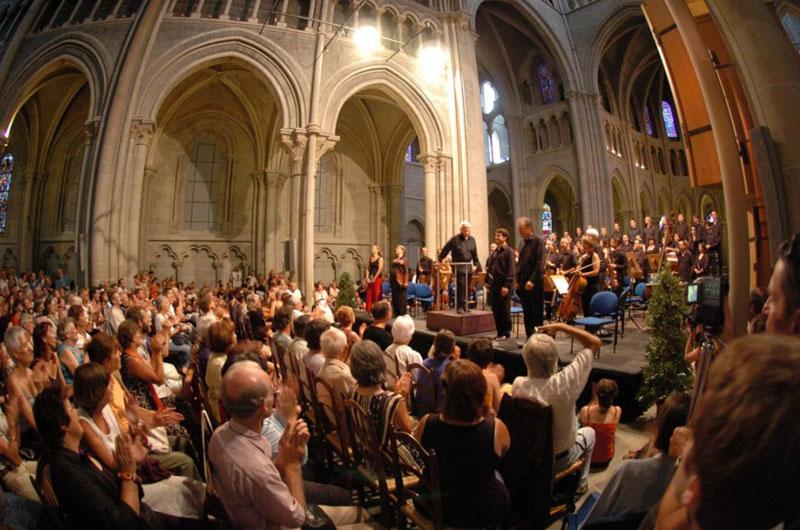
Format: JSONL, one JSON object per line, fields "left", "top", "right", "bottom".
{"left": 512, "top": 322, "right": 601, "bottom": 492}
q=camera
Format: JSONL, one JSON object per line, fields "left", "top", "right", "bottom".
{"left": 687, "top": 275, "right": 728, "bottom": 329}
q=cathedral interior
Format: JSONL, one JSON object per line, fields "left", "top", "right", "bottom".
{"left": 0, "top": 0, "right": 798, "bottom": 322}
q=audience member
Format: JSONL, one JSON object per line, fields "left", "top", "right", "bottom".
{"left": 302, "top": 319, "right": 330, "bottom": 377}
{"left": 362, "top": 301, "right": 392, "bottom": 351}
{"left": 416, "top": 359, "right": 511, "bottom": 527}
{"left": 205, "top": 318, "right": 237, "bottom": 423}
{"left": 579, "top": 378, "right": 621, "bottom": 466}
{"left": 416, "top": 329, "right": 457, "bottom": 416}
{"left": 383, "top": 314, "right": 423, "bottom": 388}
{"left": 466, "top": 338, "right": 502, "bottom": 412}
{"left": 512, "top": 323, "right": 601, "bottom": 493}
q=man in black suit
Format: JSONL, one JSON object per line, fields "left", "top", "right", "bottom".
{"left": 516, "top": 216, "right": 544, "bottom": 337}
{"left": 488, "top": 228, "right": 515, "bottom": 340}
{"left": 438, "top": 221, "right": 481, "bottom": 312}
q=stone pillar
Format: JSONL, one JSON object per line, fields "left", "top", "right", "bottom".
{"left": 17, "top": 171, "right": 39, "bottom": 271}
{"left": 250, "top": 170, "right": 267, "bottom": 273}
{"left": 418, "top": 153, "right": 439, "bottom": 253}
{"left": 279, "top": 129, "right": 308, "bottom": 275}
{"left": 443, "top": 12, "right": 489, "bottom": 257}
{"left": 75, "top": 119, "right": 100, "bottom": 286}
{"left": 264, "top": 172, "right": 283, "bottom": 271}
{"left": 664, "top": 0, "right": 749, "bottom": 338}
{"left": 248, "top": 0, "right": 262, "bottom": 23}
{"left": 706, "top": 0, "right": 800, "bottom": 238}
{"left": 121, "top": 119, "right": 155, "bottom": 282}
{"left": 567, "top": 91, "right": 613, "bottom": 227}
{"left": 384, "top": 184, "right": 404, "bottom": 250}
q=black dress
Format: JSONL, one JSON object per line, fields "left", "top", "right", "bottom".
{"left": 389, "top": 257, "right": 409, "bottom": 316}
{"left": 580, "top": 252, "right": 600, "bottom": 316}
{"left": 420, "top": 414, "right": 510, "bottom": 528}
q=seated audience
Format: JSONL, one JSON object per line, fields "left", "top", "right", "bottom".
{"left": 656, "top": 334, "right": 800, "bottom": 530}
{"left": 34, "top": 385, "right": 164, "bottom": 530}
{"left": 466, "top": 338, "right": 502, "bottom": 412}
{"left": 205, "top": 318, "right": 237, "bottom": 423}
{"left": 579, "top": 378, "right": 621, "bottom": 466}
{"left": 334, "top": 305, "right": 360, "bottom": 355}
{"left": 580, "top": 391, "right": 689, "bottom": 528}
{"left": 288, "top": 314, "right": 311, "bottom": 370}
{"left": 73, "top": 363, "right": 204, "bottom": 519}
{"left": 209, "top": 360, "right": 373, "bottom": 529}
{"left": 512, "top": 323, "right": 601, "bottom": 492}
{"left": 302, "top": 319, "right": 331, "bottom": 377}
{"left": 32, "top": 320, "right": 64, "bottom": 387}
{"left": 362, "top": 301, "right": 392, "bottom": 351}
{"left": 5, "top": 327, "right": 39, "bottom": 431}
{"left": 350, "top": 340, "right": 416, "bottom": 469}
{"left": 416, "top": 329, "right": 457, "bottom": 416}
{"left": 416, "top": 359, "right": 511, "bottom": 528}
{"left": 317, "top": 327, "right": 355, "bottom": 417}
{"left": 383, "top": 314, "right": 423, "bottom": 388}
{"left": 57, "top": 318, "right": 84, "bottom": 385}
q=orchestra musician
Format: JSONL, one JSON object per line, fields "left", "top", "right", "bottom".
{"left": 557, "top": 237, "right": 577, "bottom": 274}
{"left": 487, "top": 228, "right": 515, "bottom": 340}
{"left": 415, "top": 247, "right": 434, "bottom": 286}
{"left": 438, "top": 221, "right": 481, "bottom": 313}
{"left": 390, "top": 245, "right": 409, "bottom": 316}
{"left": 365, "top": 245, "right": 384, "bottom": 311}
{"left": 609, "top": 238, "right": 628, "bottom": 294}
{"left": 576, "top": 236, "right": 602, "bottom": 316}
{"left": 516, "top": 217, "right": 545, "bottom": 336}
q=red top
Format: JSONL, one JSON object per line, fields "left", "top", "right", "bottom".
{"left": 585, "top": 420, "right": 617, "bottom": 464}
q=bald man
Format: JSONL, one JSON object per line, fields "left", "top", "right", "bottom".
{"left": 209, "top": 361, "right": 373, "bottom": 530}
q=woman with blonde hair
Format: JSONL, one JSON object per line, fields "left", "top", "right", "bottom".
{"left": 390, "top": 244, "right": 409, "bottom": 316}
{"left": 365, "top": 245, "right": 384, "bottom": 311}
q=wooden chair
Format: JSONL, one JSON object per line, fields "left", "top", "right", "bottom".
{"left": 390, "top": 429, "right": 444, "bottom": 530}
{"left": 200, "top": 409, "right": 233, "bottom": 529}
{"left": 345, "top": 398, "right": 419, "bottom": 526}
{"left": 549, "top": 458, "right": 585, "bottom": 529}
{"left": 306, "top": 368, "right": 339, "bottom": 471}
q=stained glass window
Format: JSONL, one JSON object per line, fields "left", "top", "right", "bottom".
{"left": 0, "top": 153, "right": 12, "bottom": 235}
{"left": 184, "top": 142, "right": 222, "bottom": 231}
{"left": 492, "top": 115, "right": 509, "bottom": 162}
{"left": 644, "top": 106, "right": 655, "bottom": 137}
{"left": 662, "top": 100, "right": 678, "bottom": 138}
{"left": 541, "top": 203, "right": 552, "bottom": 235}
{"left": 538, "top": 63, "right": 557, "bottom": 105}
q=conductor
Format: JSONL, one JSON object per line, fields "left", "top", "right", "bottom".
{"left": 438, "top": 221, "right": 481, "bottom": 313}
{"left": 516, "top": 216, "right": 545, "bottom": 337}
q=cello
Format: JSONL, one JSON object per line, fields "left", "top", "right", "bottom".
{"left": 557, "top": 262, "right": 593, "bottom": 322}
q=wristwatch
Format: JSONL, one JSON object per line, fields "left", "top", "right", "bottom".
{"left": 118, "top": 471, "right": 141, "bottom": 484}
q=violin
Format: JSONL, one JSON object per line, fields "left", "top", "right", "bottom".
{"left": 557, "top": 261, "right": 594, "bottom": 322}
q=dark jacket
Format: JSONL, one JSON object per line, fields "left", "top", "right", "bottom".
{"left": 488, "top": 244, "right": 515, "bottom": 289}
{"left": 516, "top": 236, "right": 544, "bottom": 287}
{"left": 438, "top": 234, "right": 481, "bottom": 270}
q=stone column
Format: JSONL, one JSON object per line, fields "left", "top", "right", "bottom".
{"left": 383, "top": 183, "right": 404, "bottom": 250}
{"left": 279, "top": 129, "right": 308, "bottom": 275}
{"left": 567, "top": 91, "right": 613, "bottom": 227}
{"left": 664, "top": 0, "right": 749, "bottom": 337}
{"left": 264, "top": 172, "right": 283, "bottom": 271}
{"left": 74, "top": 119, "right": 99, "bottom": 286}
{"left": 123, "top": 119, "right": 155, "bottom": 282}
{"left": 418, "top": 153, "right": 439, "bottom": 253}
{"left": 248, "top": 0, "right": 263, "bottom": 23}
{"left": 17, "top": 171, "right": 39, "bottom": 271}
{"left": 250, "top": 170, "right": 267, "bottom": 273}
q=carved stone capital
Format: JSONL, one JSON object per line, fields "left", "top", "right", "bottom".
{"left": 129, "top": 119, "right": 156, "bottom": 146}
{"left": 279, "top": 128, "right": 309, "bottom": 164}
{"left": 417, "top": 152, "right": 440, "bottom": 173}
{"left": 314, "top": 133, "right": 340, "bottom": 162}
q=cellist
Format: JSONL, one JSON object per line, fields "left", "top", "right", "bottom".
{"left": 577, "top": 236, "right": 602, "bottom": 316}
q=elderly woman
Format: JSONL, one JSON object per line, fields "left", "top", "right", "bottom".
{"left": 5, "top": 327, "right": 38, "bottom": 431}
{"left": 383, "top": 314, "right": 423, "bottom": 388}
{"left": 246, "top": 293, "right": 267, "bottom": 342}
{"left": 350, "top": 340, "right": 416, "bottom": 468}
{"left": 415, "top": 359, "right": 511, "bottom": 528}
{"left": 33, "top": 320, "right": 64, "bottom": 387}
{"left": 57, "top": 318, "right": 84, "bottom": 385}
{"left": 317, "top": 328, "right": 355, "bottom": 421}
{"left": 205, "top": 319, "right": 237, "bottom": 424}
{"left": 73, "top": 363, "right": 204, "bottom": 519}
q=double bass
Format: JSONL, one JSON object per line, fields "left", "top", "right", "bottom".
{"left": 557, "top": 261, "right": 594, "bottom": 322}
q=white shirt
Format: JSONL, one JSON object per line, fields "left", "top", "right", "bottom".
{"left": 384, "top": 343, "right": 424, "bottom": 388}
{"left": 511, "top": 347, "right": 593, "bottom": 454}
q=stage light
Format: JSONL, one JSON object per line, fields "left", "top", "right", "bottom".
{"left": 418, "top": 45, "right": 447, "bottom": 81}
{"left": 354, "top": 25, "right": 381, "bottom": 55}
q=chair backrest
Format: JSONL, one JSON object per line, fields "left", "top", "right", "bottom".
{"left": 417, "top": 283, "right": 433, "bottom": 298}
{"left": 285, "top": 351, "right": 311, "bottom": 415}
{"left": 315, "top": 376, "right": 352, "bottom": 465}
{"left": 382, "top": 349, "right": 402, "bottom": 389}
{"left": 407, "top": 362, "right": 434, "bottom": 418}
{"left": 407, "top": 282, "right": 418, "bottom": 298}
{"left": 590, "top": 291, "right": 618, "bottom": 316}
{"left": 496, "top": 394, "right": 554, "bottom": 528}
{"left": 382, "top": 282, "right": 391, "bottom": 296}
{"left": 389, "top": 428, "right": 444, "bottom": 530}
{"left": 201, "top": 410, "right": 235, "bottom": 528}
{"left": 345, "top": 398, "right": 390, "bottom": 493}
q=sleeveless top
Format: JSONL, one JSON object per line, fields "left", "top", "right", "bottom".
{"left": 421, "top": 415, "right": 510, "bottom": 527}
{"left": 580, "top": 252, "right": 599, "bottom": 289}
{"left": 78, "top": 405, "right": 122, "bottom": 454}
{"left": 586, "top": 420, "right": 617, "bottom": 464}
{"left": 369, "top": 257, "right": 380, "bottom": 278}
{"left": 351, "top": 390, "right": 422, "bottom": 472}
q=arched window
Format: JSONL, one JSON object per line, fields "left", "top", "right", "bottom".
{"left": 481, "top": 81, "right": 497, "bottom": 115}
{"left": 644, "top": 106, "right": 656, "bottom": 137}
{"left": 538, "top": 63, "right": 557, "bottom": 105}
{"left": 184, "top": 141, "right": 223, "bottom": 231}
{"left": 662, "top": 101, "right": 678, "bottom": 138}
{"left": 541, "top": 203, "right": 552, "bottom": 235}
{"left": 405, "top": 138, "right": 419, "bottom": 162}
{"left": 491, "top": 115, "right": 509, "bottom": 162}
{"left": 0, "top": 153, "right": 12, "bottom": 235}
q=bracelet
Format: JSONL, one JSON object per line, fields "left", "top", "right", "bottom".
{"left": 118, "top": 471, "right": 140, "bottom": 484}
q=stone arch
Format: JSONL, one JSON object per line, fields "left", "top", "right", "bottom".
{"left": 587, "top": 3, "right": 645, "bottom": 94}
{"left": 135, "top": 30, "right": 306, "bottom": 129}
{"left": 539, "top": 170, "right": 578, "bottom": 235}
{"left": 403, "top": 218, "right": 425, "bottom": 269}
{"left": 321, "top": 65, "right": 446, "bottom": 155}
{"left": 699, "top": 193, "right": 716, "bottom": 220}
{"left": 640, "top": 187, "right": 654, "bottom": 221}
{"left": 340, "top": 247, "right": 365, "bottom": 282}
{"left": 611, "top": 173, "right": 628, "bottom": 223}
{"left": 657, "top": 187, "right": 671, "bottom": 217}
{"left": 314, "top": 247, "right": 338, "bottom": 285}
{"left": 0, "top": 34, "right": 109, "bottom": 132}
{"left": 675, "top": 191, "right": 693, "bottom": 219}
{"left": 487, "top": 186, "right": 513, "bottom": 238}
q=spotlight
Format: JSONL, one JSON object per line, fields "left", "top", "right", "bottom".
{"left": 354, "top": 25, "right": 381, "bottom": 55}
{"left": 418, "top": 45, "right": 447, "bottom": 81}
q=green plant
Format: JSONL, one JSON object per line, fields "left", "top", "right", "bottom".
{"left": 637, "top": 268, "right": 693, "bottom": 408}
{"left": 336, "top": 272, "right": 357, "bottom": 309}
